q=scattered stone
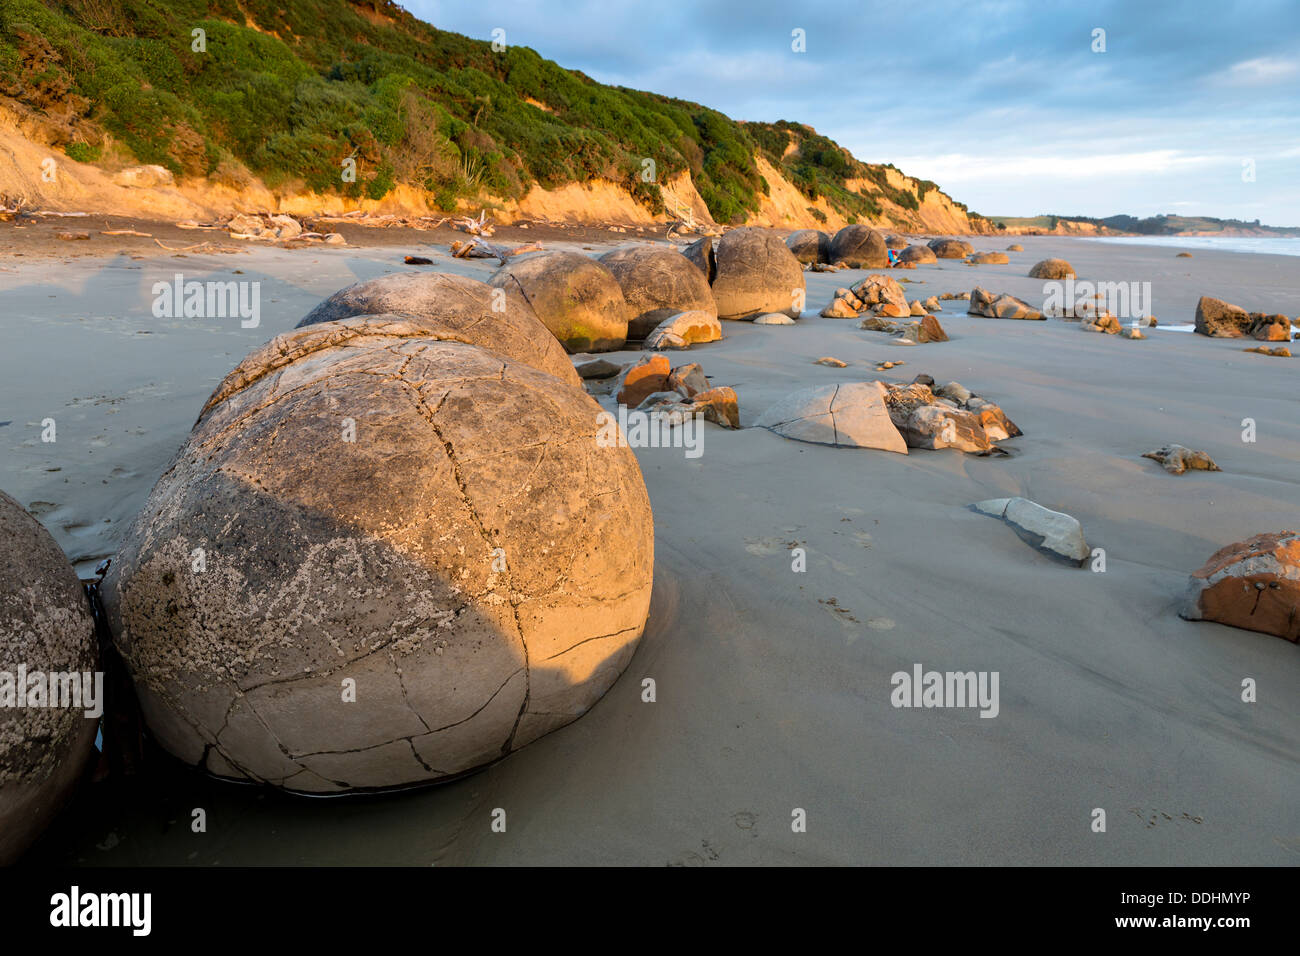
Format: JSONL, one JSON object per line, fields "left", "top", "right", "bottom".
{"left": 909, "top": 300, "right": 926, "bottom": 316}
{"left": 1028, "top": 258, "right": 1075, "bottom": 279}
{"left": 104, "top": 336, "right": 654, "bottom": 793}
{"left": 296, "top": 273, "right": 580, "bottom": 385}
{"left": 635, "top": 390, "right": 684, "bottom": 411}
{"left": 922, "top": 295, "right": 941, "bottom": 312}
{"left": 1244, "top": 346, "right": 1291, "bottom": 357}
{"left": 820, "top": 297, "right": 860, "bottom": 319}
{"left": 1007, "top": 244, "right": 1024, "bottom": 252}
{"left": 0, "top": 489, "right": 99, "bottom": 864}
{"left": 1252, "top": 316, "right": 1291, "bottom": 341}
{"left": 1194, "top": 296, "right": 1251, "bottom": 337}
{"left": 902, "top": 405, "right": 990, "bottom": 452}
{"left": 968, "top": 286, "right": 1044, "bottom": 320}
{"left": 1122, "top": 326, "right": 1146, "bottom": 340}
{"left": 1081, "top": 314, "right": 1122, "bottom": 334}
{"left": 911, "top": 373, "right": 934, "bottom": 386}
{"left": 55, "top": 231, "right": 89, "bottom": 241}
{"left": 598, "top": 245, "right": 717, "bottom": 339}
{"left": 830, "top": 224, "right": 889, "bottom": 269}
{"left": 490, "top": 251, "right": 630, "bottom": 352}
{"left": 710, "top": 228, "right": 804, "bottom": 320}
{"left": 690, "top": 386, "right": 740, "bottom": 428}
{"left": 935, "top": 381, "right": 972, "bottom": 404}
{"left": 1180, "top": 532, "right": 1300, "bottom": 642}
{"left": 1142, "top": 444, "right": 1221, "bottom": 475}
{"left": 815, "top": 357, "right": 848, "bottom": 367}
{"left": 668, "top": 363, "right": 709, "bottom": 397}
{"left": 1176, "top": 252, "right": 1192, "bottom": 258}
{"left": 753, "top": 312, "right": 796, "bottom": 325}
{"left": 918, "top": 315, "right": 949, "bottom": 343}
{"left": 644, "top": 309, "right": 723, "bottom": 350}
{"left": 403, "top": 255, "right": 433, "bottom": 265}
{"left": 576, "top": 358, "right": 622, "bottom": 380}
{"left": 616, "top": 354, "right": 672, "bottom": 407}
{"left": 756, "top": 381, "right": 907, "bottom": 452}
{"left": 973, "top": 497, "right": 1090, "bottom": 566}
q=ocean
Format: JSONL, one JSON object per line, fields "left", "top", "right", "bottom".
{"left": 1088, "top": 235, "right": 1300, "bottom": 257}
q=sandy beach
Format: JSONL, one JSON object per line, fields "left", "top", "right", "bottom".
{"left": 2, "top": 228, "right": 1295, "bottom": 866}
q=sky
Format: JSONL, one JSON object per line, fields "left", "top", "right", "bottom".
{"left": 406, "top": 0, "right": 1300, "bottom": 226}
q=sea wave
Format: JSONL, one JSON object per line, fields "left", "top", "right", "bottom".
{"left": 1087, "top": 236, "right": 1300, "bottom": 257}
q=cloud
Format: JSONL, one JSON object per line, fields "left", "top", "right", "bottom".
{"left": 1217, "top": 56, "right": 1300, "bottom": 86}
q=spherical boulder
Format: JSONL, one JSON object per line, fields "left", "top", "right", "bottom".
{"left": 104, "top": 330, "right": 655, "bottom": 793}
{"left": 829, "top": 225, "right": 889, "bottom": 268}
{"left": 489, "top": 251, "right": 630, "bottom": 353}
{"left": 1028, "top": 257, "right": 1075, "bottom": 279}
{"left": 784, "top": 229, "right": 831, "bottom": 265}
{"left": 884, "top": 234, "right": 909, "bottom": 250}
{"left": 597, "top": 245, "right": 717, "bottom": 340}
{"left": 0, "top": 490, "right": 98, "bottom": 863}
{"left": 928, "top": 238, "right": 973, "bottom": 258}
{"left": 898, "top": 244, "right": 937, "bottom": 264}
{"left": 709, "top": 227, "right": 805, "bottom": 320}
{"left": 297, "top": 271, "right": 579, "bottom": 385}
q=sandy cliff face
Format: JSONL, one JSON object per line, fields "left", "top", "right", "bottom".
{"left": 1, "top": 104, "right": 988, "bottom": 233}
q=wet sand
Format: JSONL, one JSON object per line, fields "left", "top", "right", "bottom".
{"left": 4, "top": 231, "right": 1297, "bottom": 865}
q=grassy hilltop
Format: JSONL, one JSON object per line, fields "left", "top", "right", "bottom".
{"left": 0, "top": 0, "right": 982, "bottom": 226}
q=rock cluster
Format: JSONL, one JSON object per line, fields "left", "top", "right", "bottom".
{"left": 1194, "top": 296, "right": 1293, "bottom": 339}
{"left": 614, "top": 355, "right": 739, "bottom": 427}
{"left": 967, "top": 286, "right": 1044, "bottom": 320}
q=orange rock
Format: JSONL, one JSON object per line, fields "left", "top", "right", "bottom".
{"left": 689, "top": 386, "right": 740, "bottom": 428}
{"left": 1181, "top": 532, "right": 1300, "bottom": 642}
{"left": 877, "top": 302, "right": 908, "bottom": 318}
{"left": 918, "top": 314, "right": 948, "bottom": 343}
{"left": 616, "top": 354, "right": 671, "bottom": 407}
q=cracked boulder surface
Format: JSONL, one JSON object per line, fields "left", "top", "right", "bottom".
{"left": 488, "top": 251, "right": 630, "bottom": 353}
{"left": 709, "top": 227, "right": 805, "bottom": 321}
{"left": 1180, "top": 532, "right": 1300, "bottom": 642}
{"left": 0, "top": 489, "right": 99, "bottom": 864}
{"left": 103, "top": 336, "right": 654, "bottom": 794}
{"left": 294, "top": 271, "right": 580, "bottom": 386}
{"left": 597, "top": 245, "right": 717, "bottom": 340}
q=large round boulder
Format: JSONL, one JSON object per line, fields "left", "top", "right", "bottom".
{"left": 710, "top": 227, "right": 805, "bottom": 320}
{"left": 898, "top": 244, "right": 937, "bottom": 264}
{"left": 1028, "top": 257, "right": 1075, "bottom": 279}
{"left": 928, "top": 238, "right": 973, "bottom": 258}
{"left": 784, "top": 229, "right": 831, "bottom": 264}
{"left": 296, "top": 271, "right": 579, "bottom": 385}
{"left": 104, "top": 330, "right": 655, "bottom": 793}
{"left": 0, "top": 490, "right": 98, "bottom": 863}
{"left": 829, "top": 225, "right": 889, "bottom": 268}
{"left": 884, "top": 235, "right": 909, "bottom": 250}
{"left": 489, "top": 251, "right": 630, "bottom": 353}
{"left": 597, "top": 245, "right": 717, "bottom": 340}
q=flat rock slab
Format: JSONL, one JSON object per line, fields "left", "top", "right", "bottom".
{"left": 973, "top": 497, "right": 1090, "bottom": 566}
{"left": 756, "top": 381, "right": 907, "bottom": 453}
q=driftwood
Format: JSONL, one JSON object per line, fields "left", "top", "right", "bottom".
{"left": 450, "top": 237, "right": 542, "bottom": 264}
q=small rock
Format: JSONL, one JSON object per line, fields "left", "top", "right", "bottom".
{"left": 668, "top": 363, "right": 709, "bottom": 397}
{"left": 644, "top": 310, "right": 722, "bottom": 350}
{"left": 1180, "top": 531, "right": 1300, "bottom": 642}
{"left": 1142, "top": 444, "right": 1220, "bottom": 475}
{"left": 404, "top": 255, "right": 433, "bottom": 265}
{"left": 576, "top": 359, "right": 622, "bottom": 380}
{"left": 616, "top": 354, "right": 671, "bottom": 407}
{"left": 973, "top": 497, "right": 1090, "bottom": 566}
{"left": 753, "top": 312, "right": 796, "bottom": 325}
{"left": 690, "top": 386, "right": 740, "bottom": 428}
{"left": 815, "top": 357, "right": 848, "bottom": 368}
